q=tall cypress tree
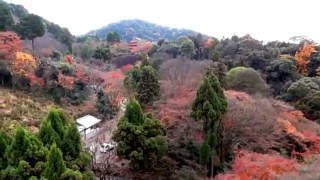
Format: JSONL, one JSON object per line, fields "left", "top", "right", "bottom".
{"left": 6, "top": 126, "right": 32, "bottom": 166}
{"left": 45, "top": 108, "right": 65, "bottom": 139}
{"left": 38, "top": 120, "right": 60, "bottom": 147}
{"left": 0, "top": 130, "right": 11, "bottom": 169}
{"left": 61, "top": 122, "right": 82, "bottom": 160}
{"left": 124, "top": 99, "right": 145, "bottom": 125}
{"left": 191, "top": 73, "right": 227, "bottom": 177}
{"left": 136, "top": 66, "right": 160, "bottom": 106}
{"left": 44, "top": 143, "right": 66, "bottom": 180}
{"left": 191, "top": 77, "right": 223, "bottom": 134}
{"left": 96, "top": 89, "right": 116, "bottom": 119}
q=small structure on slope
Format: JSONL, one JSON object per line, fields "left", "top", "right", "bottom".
{"left": 76, "top": 115, "right": 101, "bottom": 141}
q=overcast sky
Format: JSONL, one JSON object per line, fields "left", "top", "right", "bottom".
{"left": 5, "top": 0, "right": 320, "bottom": 42}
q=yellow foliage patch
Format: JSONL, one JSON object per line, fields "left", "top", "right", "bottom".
{"left": 12, "top": 52, "right": 37, "bottom": 75}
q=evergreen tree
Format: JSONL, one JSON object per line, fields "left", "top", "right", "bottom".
{"left": 44, "top": 143, "right": 66, "bottom": 180}
{"left": 124, "top": 99, "right": 144, "bottom": 125}
{"left": 0, "top": 130, "right": 11, "bottom": 169}
{"left": 206, "top": 72, "right": 227, "bottom": 114}
{"left": 3, "top": 127, "right": 47, "bottom": 179}
{"left": 191, "top": 77, "right": 223, "bottom": 134}
{"left": 0, "top": 1, "right": 14, "bottom": 31}
{"left": 17, "top": 14, "right": 45, "bottom": 51}
{"left": 106, "top": 31, "right": 120, "bottom": 43}
{"left": 112, "top": 99, "right": 167, "bottom": 170}
{"left": 136, "top": 66, "right": 160, "bottom": 106}
{"left": 44, "top": 108, "right": 66, "bottom": 142}
{"left": 6, "top": 126, "right": 32, "bottom": 166}
{"left": 191, "top": 73, "right": 228, "bottom": 177}
{"left": 38, "top": 120, "right": 60, "bottom": 148}
{"left": 96, "top": 89, "right": 116, "bottom": 119}
{"left": 200, "top": 141, "right": 211, "bottom": 177}
{"left": 124, "top": 65, "right": 160, "bottom": 106}
{"left": 61, "top": 123, "right": 82, "bottom": 160}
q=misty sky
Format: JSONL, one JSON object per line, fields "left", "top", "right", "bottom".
{"left": 5, "top": 0, "right": 320, "bottom": 42}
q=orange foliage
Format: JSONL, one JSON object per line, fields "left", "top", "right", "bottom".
{"left": 0, "top": 31, "right": 21, "bottom": 60}
{"left": 57, "top": 73, "right": 75, "bottom": 90}
{"left": 12, "top": 52, "right": 37, "bottom": 75}
{"left": 74, "top": 67, "right": 89, "bottom": 84}
{"left": 216, "top": 151, "right": 298, "bottom": 180}
{"left": 64, "top": 55, "right": 73, "bottom": 64}
{"left": 295, "top": 44, "right": 316, "bottom": 75}
{"left": 203, "top": 38, "right": 214, "bottom": 49}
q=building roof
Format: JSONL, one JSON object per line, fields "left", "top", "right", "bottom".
{"left": 76, "top": 115, "right": 101, "bottom": 129}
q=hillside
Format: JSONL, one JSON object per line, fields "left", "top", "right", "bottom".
{"left": 87, "top": 19, "right": 203, "bottom": 41}
{"left": 1, "top": 0, "right": 74, "bottom": 52}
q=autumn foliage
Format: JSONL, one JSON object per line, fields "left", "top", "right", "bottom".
{"left": 295, "top": 44, "right": 316, "bottom": 75}
{"left": 74, "top": 66, "right": 89, "bottom": 84}
{"left": 57, "top": 72, "right": 75, "bottom": 90}
{"left": 120, "top": 64, "right": 133, "bottom": 73}
{"left": 0, "top": 31, "right": 21, "bottom": 60}
{"left": 64, "top": 55, "right": 73, "bottom": 64}
{"left": 12, "top": 52, "right": 37, "bottom": 75}
{"left": 27, "top": 73, "right": 45, "bottom": 87}
{"left": 216, "top": 150, "right": 298, "bottom": 180}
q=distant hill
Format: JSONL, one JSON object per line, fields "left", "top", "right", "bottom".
{"left": 87, "top": 19, "right": 204, "bottom": 42}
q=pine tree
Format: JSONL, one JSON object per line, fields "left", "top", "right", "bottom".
{"left": 6, "top": 126, "right": 32, "bottom": 166}
{"left": 96, "top": 89, "right": 116, "bottom": 119}
{"left": 191, "top": 73, "right": 227, "bottom": 177}
{"left": 61, "top": 122, "right": 82, "bottom": 160}
{"left": 191, "top": 77, "right": 223, "bottom": 134}
{"left": 112, "top": 100, "right": 167, "bottom": 170}
{"left": 124, "top": 99, "right": 145, "bottom": 125}
{"left": 206, "top": 72, "right": 227, "bottom": 114}
{"left": 44, "top": 143, "right": 67, "bottom": 180}
{"left": 136, "top": 66, "right": 160, "bottom": 106}
{"left": 38, "top": 120, "right": 60, "bottom": 147}
{"left": 0, "top": 130, "right": 11, "bottom": 169}
{"left": 200, "top": 141, "right": 211, "bottom": 177}
{"left": 46, "top": 108, "right": 66, "bottom": 139}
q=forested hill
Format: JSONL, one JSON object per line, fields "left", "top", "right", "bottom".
{"left": 1, "top": 0, "right": 74, "bottom": 50}
{"left": 87, "top": 19, "right": 204, "bottom": 41}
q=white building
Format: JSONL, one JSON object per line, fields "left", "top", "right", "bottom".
{"left": 76, "top": 115, "right": 101, "bottom": 141}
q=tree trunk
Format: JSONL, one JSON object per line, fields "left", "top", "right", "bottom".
{"left": 211, "top": 156, "right": 214, "bottom": 178}
{"left": 32, "top": 39, "right": 35, "bottom": 51}
{"left": 204, "top": 164, "right": 207, "bottom": 179}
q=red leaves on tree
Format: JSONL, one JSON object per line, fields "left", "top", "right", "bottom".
{"left": 295, "top": 44, "right": 316, "bottom": 75}
{"left": 0, "top": 31, "right": 21, "bottom": 60}
{"left": 64, "top": 55, "right": 73, "bottom": 64}
{"left": 27, "top": 73, "right": 45, "bottom": 87}
{"left": 120, "top": 64, "right": 133, "bottom": 73}
{"left": 74, "top": 67, "right": 89, "bottom": 84}
{"left": 108, "top": 71, "right": 124, "bottom": 79}
{"left": 216, "top": 151, "right": 298, "bottom": 180}
{"left": 57, "top": 72, "right": 75, "bottom": 90}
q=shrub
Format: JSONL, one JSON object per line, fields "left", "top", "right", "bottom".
{"left": 226, "top": 67, "right": 269, "bottom": 95}
{"left": 283, "top": 77, "right": 320, "bottom": 102}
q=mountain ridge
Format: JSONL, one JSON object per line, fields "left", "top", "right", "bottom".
{"left": 86, "top": 19, "right": 208, "bottom": 41}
